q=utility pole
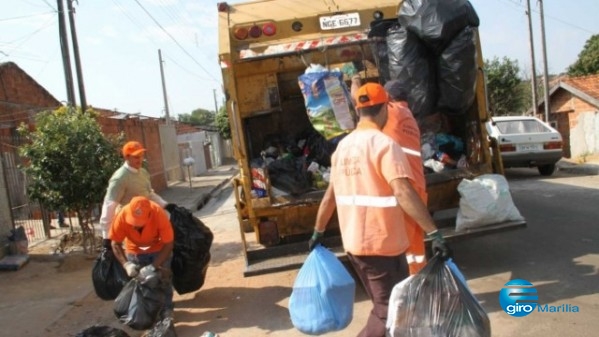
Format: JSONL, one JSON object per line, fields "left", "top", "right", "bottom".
{"left": 525, "top": 0, "right": 538, "bottom": 116}
{"left": 57, "top": 0, "right": 76, "bottom": 107}
{"left": 158, "top": 49, "right": 171, "bottom": 124}
{"left": 213, "top": 89, "right": 219, "bottom": 113}
{"left": 538, "top": 0, "right": 551, "bottom": 123}
{"left": 66, "top": 0, "right": 87, "bottom": 111}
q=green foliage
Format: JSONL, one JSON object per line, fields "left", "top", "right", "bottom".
{"left": 485, "top": 57, "right": 525, "bottom": 116}
{"left": 178, "top": 108, "right": 215, "bottom": 126}
{"left": 567, "top": 34, "right": 599, "bottom": 77}
{"left": 215, "top": 105, "right": 231, "bottom": 139}
{"left": 17, "top": 107, "right": 123, "bottom": 213}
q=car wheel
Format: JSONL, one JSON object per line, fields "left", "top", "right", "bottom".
{"left": 538, "top": 164, "right": 556, "bottom": 176}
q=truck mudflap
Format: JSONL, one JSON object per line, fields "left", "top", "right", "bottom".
{"left": 242, "top": 216, "right": 526, "bottom": 277}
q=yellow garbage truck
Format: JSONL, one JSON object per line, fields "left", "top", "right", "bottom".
{"left": 217, "top": 0, "right": 526, "bottom": 276}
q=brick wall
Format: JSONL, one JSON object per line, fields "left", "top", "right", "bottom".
{"left": 97, "top": 116, "right": 168, "bottom": 192}
{"left": 0, "top": 62, "right": 61, "bottom": 136}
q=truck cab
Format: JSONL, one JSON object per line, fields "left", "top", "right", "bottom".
{"left": 217, "top": 0, "right": 525, "bottom": 276}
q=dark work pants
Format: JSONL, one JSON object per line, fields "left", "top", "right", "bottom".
{"left": 347, "top": 253, "right": 409, "bottom": 337}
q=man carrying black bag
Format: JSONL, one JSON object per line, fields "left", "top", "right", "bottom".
{"left": 110, "top": 196, "right": 175, "bottom": 321}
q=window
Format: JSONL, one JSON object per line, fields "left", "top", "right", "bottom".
{"left": 496, "top": 120, "right": 551, "bottom": 134}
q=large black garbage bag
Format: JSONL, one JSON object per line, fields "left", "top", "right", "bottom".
{"left": 437, "top": 26, "right": 478, "bottom": 115}
{"left": 146, "top": 318, "right": 178, "bottom": 337}
{"left": 114, "top": 278, "right": 166, "bottom": 330}
{"left": 267, "top": 156, "right": 313, "bottom": 196}
{"left": 386, "top": 255, "right": 491, "bottom": 337}
{"left": 387, "top": 23, "right": 437, "bottom": 119}
{"left": 92, "top": 248, "right": 129, "bottom": 300}
{"left": 398, "top": 0, "right": 479, "bottom": 55}
{"left": 76, "top": 325, "right": 131, "bottom": 337}
{"left": 168, "top": 204, "right": 213, "bottom": 294}
{"left": 368, "top": 18, "right": 398, "bottom": 83}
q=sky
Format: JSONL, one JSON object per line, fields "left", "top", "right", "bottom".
{"left": 1, "top": 0, "right": 598, "bottom": 119}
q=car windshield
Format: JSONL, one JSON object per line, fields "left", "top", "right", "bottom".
{"left": 495, "top": 120, "right": 551, "bottom": 134}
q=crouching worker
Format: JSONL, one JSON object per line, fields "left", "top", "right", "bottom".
{"left": 110, "top": 196, "right": 175, "bottom": 320}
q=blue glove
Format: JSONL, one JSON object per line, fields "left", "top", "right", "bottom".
{"left": 308, "top": 230, "right": 324, "bottom": 251}
{"left": 428, "top": 230, "right": 453, "bottom": 260}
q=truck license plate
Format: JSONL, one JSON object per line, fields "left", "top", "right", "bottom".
{"left": 319, "top": 12, "right": 361, "bottom": 30}
{"left": 517, "top": 143, "right": 542, "bottom": 152}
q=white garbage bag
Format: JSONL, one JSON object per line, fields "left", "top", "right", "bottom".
{"left": 456, "top": 174, "right": 524, "bottom": 231}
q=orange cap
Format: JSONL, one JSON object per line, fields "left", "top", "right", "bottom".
{"left": 122, "top": 141, "right": 146, "bottom": 157}
{"left": 355, "top": 82, "right": 389, "bottom": 109}
{"left": 124, "top": 196, "right": 151, "bottom": 226}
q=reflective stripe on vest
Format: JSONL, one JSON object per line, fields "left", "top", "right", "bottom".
{"left": 402, "top": 146, "right": 421, "bottom": 157}
{"left": 336, "top": 194, "right": 398, "bottom": 208}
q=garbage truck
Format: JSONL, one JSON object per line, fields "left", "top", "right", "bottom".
{"left": 217, "top": 0, "right": 526, "bottom": 276}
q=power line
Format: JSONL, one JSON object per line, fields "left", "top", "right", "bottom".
{"left": 494, "top": 0, "right": 594, "bottom": 34}
{"left": 132, "top": 0, "right": 218, "bottom": 82}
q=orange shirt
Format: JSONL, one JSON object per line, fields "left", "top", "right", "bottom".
{"left": 331, "top": 120, "right": 413, "bottom": 256}
{"left": 109, "top": 200, "right": 174, "bottom": 255}
{"left": 382, "top": 101, "right": 426, "bottom": 198}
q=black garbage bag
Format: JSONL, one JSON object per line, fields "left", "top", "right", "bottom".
{"left": 146, "top": 318, "right": 178, "bottom": 337}
{"left": 75, "top": 325, "right": 131, "bottom": 337}
{"left": 267, "top": 156, "right": 313, "bottom": 196}
{"left": 387, "top": 255, "right": 491, "bottom": 337}
{"left": 437, "top": 26, "right": 477, "bottom": 115}
{"left": 167, "top": 204, "right": 213, "bottom": 294}
{"left": 92, "top": 248, "right": 129, "bottom": 300}
{"left": 368, "top": 18, "right": 398, "bottom": 83}
{"left": 387, "top": 23, "right": 437, "bottom": 119}
{"left": 299, "top": 127, "right": 336, "bottom": 168}
{"left": 398, "top": 0, "right": 480, "bottom": 55}
{"left": 114, "top": 278, "right": 166, "bottom": 330}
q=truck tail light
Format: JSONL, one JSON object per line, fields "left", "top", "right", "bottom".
{"left": 249, "top": 25, "right": 262, "bottom": 38}
{"left": 543, "top": 141, "right": 562, "bottom": 150}
{"left": 499, "top": 144, "right": 516, "bottom": 152}
{"left": 233, "top": 21, "right": 276, "bottom": 40}
{"left": 234, "top": 27, "right": 248, "bottom": 40}
{"left": 262, "top": 22, "right": 276, "bottom": 36}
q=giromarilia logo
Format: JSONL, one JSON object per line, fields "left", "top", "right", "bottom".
{"left": 499, "top": 279, "right": 580, "bottom": 317}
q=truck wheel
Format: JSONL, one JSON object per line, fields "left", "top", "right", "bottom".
{"left": 538, "top": 164, "right": 556, "bottom": 176}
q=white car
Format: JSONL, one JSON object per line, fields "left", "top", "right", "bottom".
{"left": 485, "top": 116, "right": 563, "bottom": 176}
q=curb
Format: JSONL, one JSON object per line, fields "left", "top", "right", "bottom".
{"left": 558, "top": 164, "right": 599, "bottom": 175}
{"left": 194, "top": 170, "right": 239, "bottom": 211}
{"left": 557, "top": 161, "right": 599, "bottom": 175}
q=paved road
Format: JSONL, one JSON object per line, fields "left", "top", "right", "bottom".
{"left": 2, "top": 166, "right": 597, "bottom": 336}
{"left": 183, "top": 167, "right": 599, "bottom": 337}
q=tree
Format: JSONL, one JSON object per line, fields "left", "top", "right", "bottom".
{"left": 567, "top": 34, "right": 599, "bottom": 76}
{"left": 178, "top": 108, "right": 215, "bottom": 126}
{"left": 215, "top": 105, "right": 231, "bottom": 139}
{"left": 485, "top": 57, "right": 525, "bottom": 116}
{"left": 18, "top": 107, "right": 123, "bottom": 253}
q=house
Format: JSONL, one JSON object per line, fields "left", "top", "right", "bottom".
{"left": 540, "top": 74, "right": 599, "bottom": 159}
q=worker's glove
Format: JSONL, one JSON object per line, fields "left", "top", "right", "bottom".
{"left": 308, "top": 229, "right": 324, "bottom": 252}
{"left": 102, "top": 238, "right": 112, "bottom": 250}
{"left": 139, "top": 264, "right": 160, "bottom": 287}
{"left": 123, "top": 261, "right": 140, "bottom": 278}
{"left": 139, "top": 264, "right": 158, "bottom": 279}
{"left": 428, "top": 230, "right": 453, "bottom": 260}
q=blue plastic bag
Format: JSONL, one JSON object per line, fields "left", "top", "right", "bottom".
{"left": 289, "top": 245, "right": 355, "bottom": 335}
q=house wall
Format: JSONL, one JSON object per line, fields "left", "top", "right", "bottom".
{"left": 177, "top": 132, "right": 209, "bottom": 176}
{"left": 551, "top": 90, "right": 599, "bottom": 158}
